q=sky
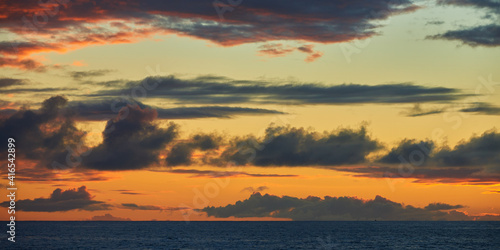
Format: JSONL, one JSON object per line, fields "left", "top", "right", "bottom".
{"left": 0, "top": 0, "right": 500, "bottom": 221}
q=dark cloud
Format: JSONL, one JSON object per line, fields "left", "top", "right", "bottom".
{"left": 82, "top": 105, "right": 178, "bottom": 170}
{"left": 428, "top": 24, "right": 500, "bottom": 47}
{"left": 437, "top": 0, "right": 500, "bottom": 10}
{"left": 0, "top": 186, "right": 110, "bottom": 212}
{"left": 378, "top": 139, "right": 434, "bottom": 164}
{"left": 152, "top": 169, "right": 298, "bottom": 178}
{"left": 241, "top": 186, "right": 269, "bottom": 193}
{"left": 221, "top": 125, "right": 381, "bottom": 167}
{"left": 432, "top": 129, "right": 500, "bottom": 168}
{"left": 166, "top": 143, "right": 193, "bottom": 166}
{"left": 90, "top": 76, "right": 468, "bottom": 105}
{"left": 202, "top": 193, "right": 474, "bottom": 221}
{"left": 166, "top": 133, "right": 224, "bottom": 166}
{"left": 120, "top": 203, "right": 189, "bottom": 211}
{"left": 460, "top": 102, "right": 500, "bottom": 115}
{"left": 401, "top": 104, "right": 444, "bottom": 117}
{"left": 425, "top": 203, "right": 465, "bottom": 211}
{"left": 89, "top": 214, "right": 131, "bottom": 221}
{"left": 0, "top": 77, "right": 26, "bottom": 88}
{"left": 432, "top": 1, "right": 500, "bottom": 47}
{"left": 353, "top": 130, "right": 500, "bottom": 183}
{"left": 0, "top": 96, "right": 86, "bottom": 166}
{"left": 0, "top": 0, "right": 419, "bottom": 70}
{"left": 70, "top": 70, "right": 114, "bottom": 80}
{"left": 67, "top": 99, "right": 285, "bottom": 121}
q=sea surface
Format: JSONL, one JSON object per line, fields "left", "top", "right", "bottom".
{"left": 3, "top": 221, "right": 500, "bottom": 249}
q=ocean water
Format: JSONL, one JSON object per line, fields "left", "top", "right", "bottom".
{"left": 4, "top": 221, "right": 500, "bottom": 249}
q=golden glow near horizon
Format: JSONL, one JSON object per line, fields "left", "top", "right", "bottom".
{"left": 1, "top": 0, "right": 500, "bottom": 221}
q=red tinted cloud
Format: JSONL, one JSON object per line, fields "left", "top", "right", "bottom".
{"left": 0, "top": 0, "right": 418, "bottom": 69}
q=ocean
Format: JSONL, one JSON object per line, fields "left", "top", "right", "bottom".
{"left": 4, "top": 221, "right": 500, "bottom": 249}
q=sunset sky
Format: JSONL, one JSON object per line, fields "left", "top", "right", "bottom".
{"left": 1, "top": 0, "right": 500, "bottom": 221}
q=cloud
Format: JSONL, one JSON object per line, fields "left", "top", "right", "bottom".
{"left": 166, "top": 143, "right": 193, "bottom": 166}
{"left": 69, "top": 70, "right": 114, "bottom": 80}
{"left": 431, "top": 1, "right": 500, "bottom": 47}
{"left": 82, "top": 104, "right": 178, "bottom": 170}
{"left": 0, "top": 0, "right": 419, "bottom": 70}
{"left": 89, "top": 214, "right": 131, "bottom": 221}
{"left": 241, "top": 186, "right": 269, "bottom": 193}
{"left": 401, "top": 104, "right": 444, "bottom": 117}
{"left": 377, "top": 139, "right": 435, "bottom": 164}
{"left": 355, "top": 130, "right": 500, "bottom": 183}
{"left": 201, "top": 193, "right": 476, "bottom": 221}
{"left": 0, "top": 186, "right": 110, "bottom": 212}
{"left": 0, "top": 77, "right": 26, "bottom": 88}
{"left": 432, "top": 129, "right": 500, "bottom": 168}
{"left": 120, "top": 203, "right": 189, "bottom": 211}
{"left": 258, "top": 43, "right": 323, "bottom": 62}
{"left": 67, "top": 99, "right": 285, "bottom": 121}
{"left": 90, "top": 75, "right": 469, "bottom": 105}
{"left": 460, "top": 102, "right": 500, "bottom": 115}
{"left": 166, "top": 132, "right": 224, "bottom": 166}
{"left": 221, "top": 125, "right": 381, "bottom": 167}
{"left": 425, "top": 203, "right": 465, "bottom": 211}
{"left": 0, "top": 96, "right": 86, "bottom": 167}
{"left": 152, "top": 169, "right": 298, "bottom": 178}
{"left": 428, "top": 24, "right": 500, "bottom": 47}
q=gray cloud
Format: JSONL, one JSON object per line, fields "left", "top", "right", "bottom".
{"left": 82, "top": 104, "right": 178, "bottom": 170}
{"left": 241, "top": 186, "right": 269, "bottom": 193}
{"left": 89, "top": 76, "right": 469, "bottom": 105}
{"left": 0, "top": 77, "right": 26, "bottom": 88}
{"left": 432, "top": 1, "right": 500, "bottom": 47}
{"left": 89, "top": 214, "right": 131, "bottom": 221}
{"left": 70, "top": 70, "right": 114, "bottom": 80}
{"left": 425, "top": 202, "right": 465, "bottom": 211}
{"left": 0, "top": 186, "right": 111, "bottom": 212}
{"left": 152, "top": 169, "right": 298, "bottom": 178}
{"left": 221, "top": 125, "right": 381, "bottom": 167}
{"left": 401, "top": 104, "right": 444, "bottom": 117}
{"left": 120, "top": 203, "right": 189, "bottom": 211}
{"left": 67, "top": 99, "right": 285, "bottom": 121}
{"left": 460, "top": 102, "right": 500, "bottom": 115}
{"left": 202, "top": 193, "right": 476, "bottom": 221}
{"left": 428, "top": 24, "right": 500, "bottom": 47}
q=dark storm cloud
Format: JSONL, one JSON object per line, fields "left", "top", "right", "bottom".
{"left": 424, "top": 203, "right": 465, "bottom": 211}
{"left": 221, "top": 125, "right": 381, "bottom": 166}
{"left": 202, "top": 193, "right": 472, "bottom": 221}
{"left": 1, "top": 87, "right": 78, "bottom": 94}
{"left": 67, "top": 99, "right": 285, "bottom": 121}
{"left": 460, "top": 102, "right": 500, "bottom": 115}
{"left": 0, "top": 186, "right": 110, "bottom": 212}
{"left": 431, "top": 1, "right": 500, "bottom": 47}
{"left": 69, "top": 70, "right": 114, "bottom": 80}
{"left": 82, "top": 105, "right": 178, "bottom": 170}
{"left": 0, "top": 77, "right": 26, "bottom": 88}
{"left": 90, "top": 75, "right": 468, "bottom": 105}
